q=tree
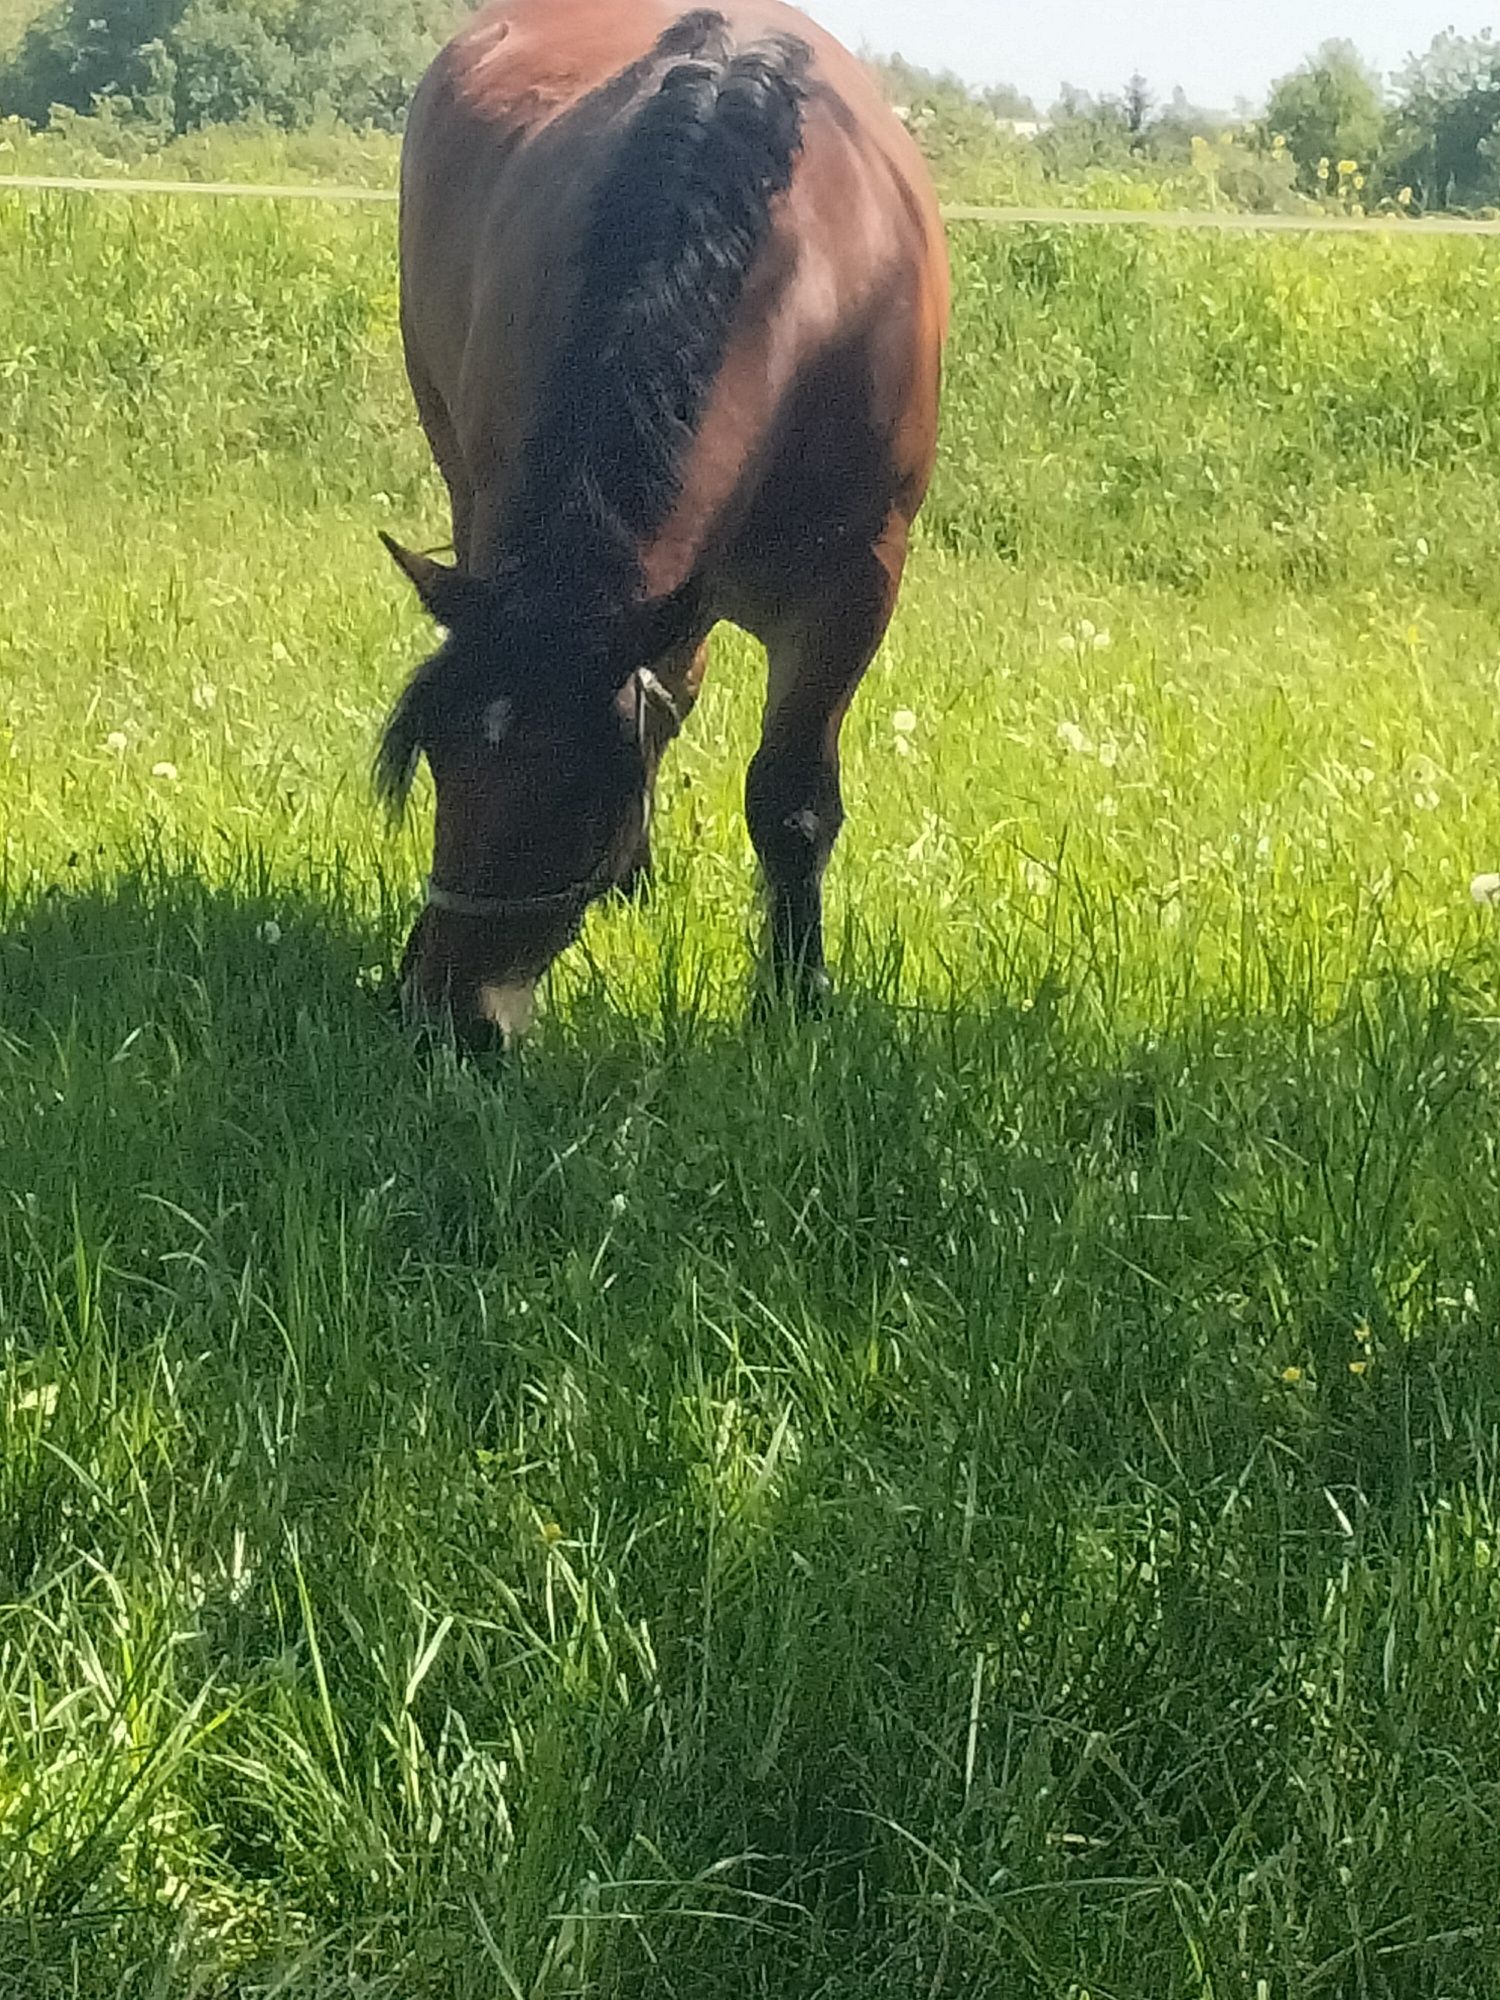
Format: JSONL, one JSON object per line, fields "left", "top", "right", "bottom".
{"left": 1148, "top": 85, "right": 1232, "bottom": 162}
{"left": 1124, "top": 72, "right": 1152, "bottom": 137}
{"left": 0, "top": 0, "right": 183, "bottom": 120}
{"left": 0, "top": 0, "right": 454, "bottom": 131}
{"left": 1264, "top": 39, "right": 1385, "bottom": 188}
{"left": 1387, "top": 30, "right": 1500, "bottom": 207}
{"left": 1038, "top": 85, "right": 1134, "bottom": 178}
{"left": 981, "top": 81, "right": 1039, "bottom": 123}
{"left": 867, "top": 54, "right": 1019, "bottom": 163}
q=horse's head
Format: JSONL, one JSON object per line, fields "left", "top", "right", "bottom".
{"left": 377, "top": 536, "right": 684, "bottom": 1047}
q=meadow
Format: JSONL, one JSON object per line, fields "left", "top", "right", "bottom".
{"left": 3, "top": 153, "right": 1500, "bottom": 1999}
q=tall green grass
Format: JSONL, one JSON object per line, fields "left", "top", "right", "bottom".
{"left": 2, "top": 177, "right": 1500, "bottom": 1997}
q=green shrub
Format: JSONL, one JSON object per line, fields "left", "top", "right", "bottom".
{"left": 0, "top": 0, "right": 456, "bottom": 131}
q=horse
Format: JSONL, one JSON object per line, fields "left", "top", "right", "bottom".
{"left": 377, "top": 0, "right": 948, "bottom": 1045}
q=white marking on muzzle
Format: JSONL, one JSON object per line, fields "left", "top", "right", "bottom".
{"left": 477, "top": 980, "right": 537, "bottom": 1045}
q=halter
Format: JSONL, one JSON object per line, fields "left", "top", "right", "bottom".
{"left": 423, "top": 668, "right": 683, "bottom": 922}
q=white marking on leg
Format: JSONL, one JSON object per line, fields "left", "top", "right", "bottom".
{"left": 477, "top": 980, "right": 537, "bottom": 1045}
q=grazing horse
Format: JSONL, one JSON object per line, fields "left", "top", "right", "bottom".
{"left": 378, "top": 0, "right": 948, "bottom": 1044}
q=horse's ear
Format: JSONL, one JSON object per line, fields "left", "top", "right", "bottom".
{"left": 379, "top": 533, "right": 495, "bottom": 632}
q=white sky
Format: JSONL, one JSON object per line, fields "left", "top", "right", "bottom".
{"left": 799, "top": 0, "right": 1494, "bottom": 110}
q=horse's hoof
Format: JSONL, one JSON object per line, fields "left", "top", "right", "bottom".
{"left": 752, "top": 964, "right": 833, "bottom": 1023}
{"left": 797, "top": 967, "right": 834, "bottom": 1015}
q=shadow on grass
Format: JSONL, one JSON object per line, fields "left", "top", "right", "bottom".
{"left": 3, "top": 860, "right": 1500, "bottom": 1997}
{"left": 3, "top": 855, "right": 1499, "bottom": 1488}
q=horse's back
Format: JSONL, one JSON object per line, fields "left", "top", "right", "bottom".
{"left": 398, "top": 0, "right": 948, "bottom": 603}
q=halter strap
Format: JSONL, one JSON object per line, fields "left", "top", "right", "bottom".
{"left": 425, "top": 876, "right": 593, "bottom": 919}
{"left": 423, "top": 667, "right": 684, "bottom": 922}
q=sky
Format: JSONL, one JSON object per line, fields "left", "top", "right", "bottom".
{"left": 800, "top": 0, "right": 1493, "bottom": 112}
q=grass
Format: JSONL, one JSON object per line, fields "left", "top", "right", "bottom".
{"left": 2, "top": 159, "right": 1500, "bottom": 1998}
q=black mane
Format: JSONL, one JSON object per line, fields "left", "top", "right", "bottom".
{"left": 507, "top": 13, "right": 811, "bottom": 611}
{"left": 378, "top": 11, "right": 810, "bottom": 806}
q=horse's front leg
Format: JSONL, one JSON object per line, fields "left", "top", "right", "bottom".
{"left": 745, "top": 531, "right": 907, "bottom": 1010}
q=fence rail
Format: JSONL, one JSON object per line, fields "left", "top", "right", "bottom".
{"left": 5, "top": 172, "right": 1500, "bottom": 234}
{"left": 0, "top": 172, "right": 397, "bottom": 202}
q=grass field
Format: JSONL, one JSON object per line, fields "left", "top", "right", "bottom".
{"left": 4, "top": 166, "right": 1500, "bottom": 1999}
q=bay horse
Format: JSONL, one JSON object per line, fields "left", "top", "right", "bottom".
{"left": 378, "top": 0, "right": 948, "bottom": 1044}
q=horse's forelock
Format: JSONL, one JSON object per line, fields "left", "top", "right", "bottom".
{"left": 375, "top": 675, "right": 428, "bottom": 814}
{"left": 375, "top": 639, "right": 469, "bottom": 812}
